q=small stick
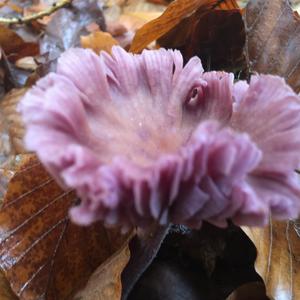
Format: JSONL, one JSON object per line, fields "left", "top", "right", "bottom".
{"left": 0, "top": 0, "right": 72, "bottom": 24}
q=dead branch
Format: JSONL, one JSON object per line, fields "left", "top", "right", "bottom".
{"left": 0, "top": 0, "right": 72, "bottom": 24}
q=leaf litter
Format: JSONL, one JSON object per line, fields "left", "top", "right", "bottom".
{"left": 1, "top": 0, "right": 300, "bottom": 299}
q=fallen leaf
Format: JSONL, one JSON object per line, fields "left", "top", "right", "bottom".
{"left": 0, "top": 25, "right": 39, "bottom": 62}
{"left": 121, "top": 224, "right": 170, "bottom": 299}
{"left": 81, "top": 31, "right": 119, "bottom": 54}
{"left": 243, "top": 220, "right": 300, "bottom": 300}
{"left": 0, "top": 270, "right": 18, "bottom": 300}
{"left": 74, "top": 234, "right": 132, "bottom": 300}
{"left": 226, "top": 282, "right": 268, "bottom": 300}
{"left": 40, "top": 0, "right": 105, "bottom": 60}
{"left": 244, "top": 0, "right": 300, "bottom": 92}
{"left": 0, "top": 154, "right": 133, "bottom": 300}
{"left": 130, "top": 0, "right": 213, "bottom": 53}
{"left": 129, "top": 224, "right": 261, "bottom": 299}
{"left": 130, "top": 0, "right": 241, "bottom": 53}
{"left": 146, "top": 0, "right": 171, "bottom": 5}
{"left": 0, "top": 88, "right": 28, "bottom": 155}
{"left": 15, "top": 57, "right": 38, "bottom": 71}
{"left": 158, "top": 2, "right": 244, "bottom": 71}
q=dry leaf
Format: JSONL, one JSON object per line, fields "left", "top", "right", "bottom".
{"left": 75, "top": 236, "right": 132, "bottom": 300}
{"left": 0, "top": 88, "right": 28, "bottom": 155}
{"left": 130, "top": 0, "right": 213, "bottom": 53}
{"left": 158, "top": 2, "right": 244, "bottom": 71}
{"left": 0, "top": 26, "right": 39, "bottom": 62}
{"left": 243, "top": 220, "right": 300, "bottom": 300}
{"left": 40, "top": 0, "right": 105, "bottom": 60}
{"left": 244, "top": 0, "right": 300, "bottom": 92}
{"left": 0, "top": 155, "right": 133, "bottom": 300}
{"left": 81, "top": 31, "right": 119, "bottom": 54}
{"left": 15, "top": 57, "right": 38, "bottom": 71}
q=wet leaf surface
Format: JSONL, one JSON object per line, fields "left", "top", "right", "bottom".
{"left": 0, "top": 270, "right": 18, "bottom": 300}
{"left": 244, "top": 0, "right": 300, "bottom": 92}
{"left": 0, "top": 155, "right": 133, "bottom": 300}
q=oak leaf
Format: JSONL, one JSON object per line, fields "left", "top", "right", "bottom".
{"left": 0, "top": 154, "right": 133, "bottom": 300}
{"left": 244, "top": 0, "right": 300, "bottom": 92}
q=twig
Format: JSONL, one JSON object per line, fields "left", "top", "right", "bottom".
{"left": 0, "top": 0, "right": 72, "bottom": 24}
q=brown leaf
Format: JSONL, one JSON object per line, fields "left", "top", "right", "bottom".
{"left": 74, "top": 236, "right": 132, "bottom": 300}
{"left": 0, "top": 155, "right": 133, "bottom": 300}
{"left": 0, "top": 25, "right": 39, "bottom": 62}
{"left": 81, "top": 31, "right": 119, "bottom": 54}
{"left": 244, "top": 0, "right": 300, "bottom": 92}
{"left": 226, "top": 282, "right": 268, "bottom": 300}
{"left": 243, "top": 220, "right": 300, "bottom": 300}
{"left": 158, "top": 3, "right": 244, "bottom": 71}
{"left": 130, "top": 0, "right": 213, "bottom": 53}
{"left": 0, "top": 88, "right": 28, "bottom": 155}
{"left": 40, "top": 0, "right": 105, "bottom": 60}
{"left": 0, "top": 270, "right": 18, "bottom": 300}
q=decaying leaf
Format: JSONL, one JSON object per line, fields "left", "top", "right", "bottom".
{"left": 15, "top": 57, "right": 38, "bottom": 71}
{"left": 243, "top": 220, "right": 300, "bottom": 300}
{"left": 0, "top": 270, "right": 18, "bottom": 300}
{"left": 130, "top": 0, "right": 214, "bottom": 53}
{"left": 40, "top": 0, "right": 105, "bottom": 60}
{"left": 81, "top": 31, "right": 119, "bottom": 54}
{"left": 244, "top": 0, "right": 300, "bottom": 92}
{"left": 0, "top": 88, "right": 28, "bottom": 154}
{"left": 74, "top": 235, "right": 132, "bottom": 300}
{"left": 0, "top": 155, "right": 133, "bottom": 300}
{"left": 226, "top": 282, "right": 268, "bottom": 300}
{"left": 158, "top": 1, "right": 244, "bottom": 71}
{"left": 0, "top": 25, "right": 39, "bottom": 62}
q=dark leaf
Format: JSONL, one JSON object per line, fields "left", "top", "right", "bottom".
{"left": 158, "top": 5, "right": 245, "bottom": 71}
{"left": 0, "top": 155, "right": 133, "bottom": 300}
{"left": 244, "top": 0, "right": 300, "bottom": 91}
{"left": 40, "top": 0, "right": 105, "bottom": 60}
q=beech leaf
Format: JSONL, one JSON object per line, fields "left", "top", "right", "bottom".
{"left": 243, "top": 220, "right": 300, "bottom": 300}
{"left": 0, "top": 270, "right": 18, "bottom": 300}
{"left": 0, "top": 88, "right": 28, "bottom": 155}
{"left": 0, "top": 154, "right": 133, "bottom": 300}
{"left": 130, "top": 0, "right": 217, "bottom": 53}
{"left": 74, "top": 237, "right": 132, "bottom": 300}
{"left": 158, "top": 0, "right": 244, "bottom": 71}
{"left": 244, "top": 0, "right": 300, "bottom": 92}
{"left": 81, "top": 31, "right": 119, "bottom": 54}
{"left": 0, "top": 26, "right": 39, "bottom": 62}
